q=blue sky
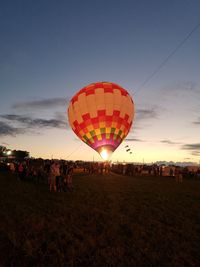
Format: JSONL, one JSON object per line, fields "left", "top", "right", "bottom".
{"left": 0, "top": 0, "right": 200, "bottom": 162}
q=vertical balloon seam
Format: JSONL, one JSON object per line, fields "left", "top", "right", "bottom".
{"left": 82, "top": 87, "right": 90, "bottom": 147}
{"left": 84, "top": 85, "right": 91, "bottom": 146}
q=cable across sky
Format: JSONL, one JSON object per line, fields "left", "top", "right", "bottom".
{"left": 134, "top": 20, "right": 200, "bottom": 95}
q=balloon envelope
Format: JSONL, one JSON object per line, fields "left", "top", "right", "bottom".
{"left": 68, "top": 82, "right": 134, "bottom": 159}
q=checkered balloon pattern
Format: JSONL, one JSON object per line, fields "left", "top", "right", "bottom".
{"left": 68, "top": 82, "right": 134, "bottom": 156}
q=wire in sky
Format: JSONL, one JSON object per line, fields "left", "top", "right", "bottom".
{"left": 65, "top": 143, "right": 83, "bottom": 159}
{"left": 134, "top": 20, "right": 200, "bottom": 95}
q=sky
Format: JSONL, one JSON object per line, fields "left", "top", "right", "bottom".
{"left": 0, "top": 0, "right": 200, "bottom": 163}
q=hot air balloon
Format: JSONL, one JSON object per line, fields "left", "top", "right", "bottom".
{"left": 68, "top": 82, "right": 134, "bottom": 160}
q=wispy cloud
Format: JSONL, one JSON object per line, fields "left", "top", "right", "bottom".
{"left": 181, "top": 143, "right": 200, "bottom": 157}
{"left": 136, "top": 107, "right": 158, "bottom": 121}
{"left": 193, "top": 117, "right": 200, "bottom": 125}
{"left": 54, "top": 111, "right": 68, "bottom": 122}
{"left": 163, "top": 81, "right": 200, "bottom": 97}
{"left": 161, "top": 139, "right": 181, "bottom": 145}
{"left": 1, "top": 114, "right": 67, "bottom": 129}
{"left": 2, "top": 142, "right": 9, "bottom": 146}
{"left": 182, "top": 143, "right": 200, "bottom": 150}
{"left": 0, "top": 121, "right": 25, "bottom": 137}
{"left": 191, "top": 151, "right": 200, "bottom": 156}
{"left": 179, "top": 81, "right": 198, "bottom": 94}
{"left": 12, "top": 97, "right": 69, "bottom": 110}
{"left": 0, "top": 112, "right": 69, "bottom": 137}
{"left": 125, "top": 138, "right": 144, "bottom": 142}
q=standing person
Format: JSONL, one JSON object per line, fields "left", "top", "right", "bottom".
{"left": 159, "top": 166, "right": 163, "bottom": 177}
{"left": 62, "top": 162, "right": 68, "bottom": 192}
{"left": 44, "top": 160, "right": 51, "bottom": 184}
{"left": 175, "top": 166, "right": 182, "bottom": 183}
{"left": 169, "top": 167, "right": 174, "bottom": 177}
{"left": 178, "top": 167, "right": 183, "bottom": 183}
{"left": 56, "top": 162, "right": 63, "bottom": 192}
{"left": 18, "top": 162, "right": 24, "bottom": 180}
{"left": 9, "top": 162, "right": 15, "bottom": 174}
{"left": 67, "top": 163, "right": 74, "bottom": 191}
{"left": 49, "top": 161, "right": 60, "bottom": 192}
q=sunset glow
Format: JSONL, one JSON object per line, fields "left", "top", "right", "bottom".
{"left": 0, "top": 1, "right": 199, "bottom": 164}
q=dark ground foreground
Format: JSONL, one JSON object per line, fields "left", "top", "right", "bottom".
{"left": 0, "top": 171, "right": 199, "bottom": 267}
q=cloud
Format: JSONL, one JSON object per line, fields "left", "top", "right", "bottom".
{"left": 193, "top": 117, "right": 200, "bottom": 125}
{"left": 0, "top": 121, "right": 25, "bottom": 137}
{"left": 125, "top": 138, "right": 144, "bottom": 142}
{"left": 136, "top": 107, "right": 158, "bottom": 121}
{"left": 182, "top": 143, "right": 200, "bottom": 150}
{"left": 2, "top": 142, "right": 9, "bottom": 146}
{"left": 181, "top": 143, "right": 200, "bottom": 157}
{"left": 180, "top": 82, "right": 198, "bottom": 94}
{"left": 54, "top": 111, "right": 68, "bottom": 122}
{"left": 161, "top": 139, "right": 181, "bottom": 145}
{"left": 191, "top": 151, "right": 200, "bottom": 156}
{"left": 163, "top": 82, "right": 200, "bottom": 97}
{"left": 1, "top": 114, "right": 68, "bottom": 129}
{"left": 12, "top": 97, "right": 69, "bottom": 110}
{"left": 131, "top": 106, "right": 159, "bottom": 132}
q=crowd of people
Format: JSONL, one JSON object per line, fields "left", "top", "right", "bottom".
{"left": 0, "top": 159, "right": 200, "bottom": 190}
{"left": 111, "top": 163, "right": 200, "bottom": 181}
{"left": 2, "top": 159, "right": 75, "bottom": 192}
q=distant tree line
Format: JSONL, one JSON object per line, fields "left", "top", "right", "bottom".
{"left": 0, "top": 146, "right": 29, "bottom": 159}
{"left": 12, "top": 150, "right": 29, "bottom": 159}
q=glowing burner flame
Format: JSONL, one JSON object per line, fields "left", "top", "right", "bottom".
{"left": 99, "top": 148, "right": 113, "bottom": 161}
{"left": 100, "top": 149, "right": 109, "bottom": 160}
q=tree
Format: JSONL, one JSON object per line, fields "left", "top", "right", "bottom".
{"left": 0, "top": 146, "right": 6, "bottom": 157}
{"left": 12, "top": 150, "right": 29, "bottom": 159}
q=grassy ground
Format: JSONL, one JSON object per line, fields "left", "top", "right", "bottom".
{"left": 0, "top": 171, "right": 199, "bottom": 267}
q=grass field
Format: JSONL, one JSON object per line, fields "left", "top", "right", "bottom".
{"left": 0, "top": 171, "right": 199, "bottom": 267}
